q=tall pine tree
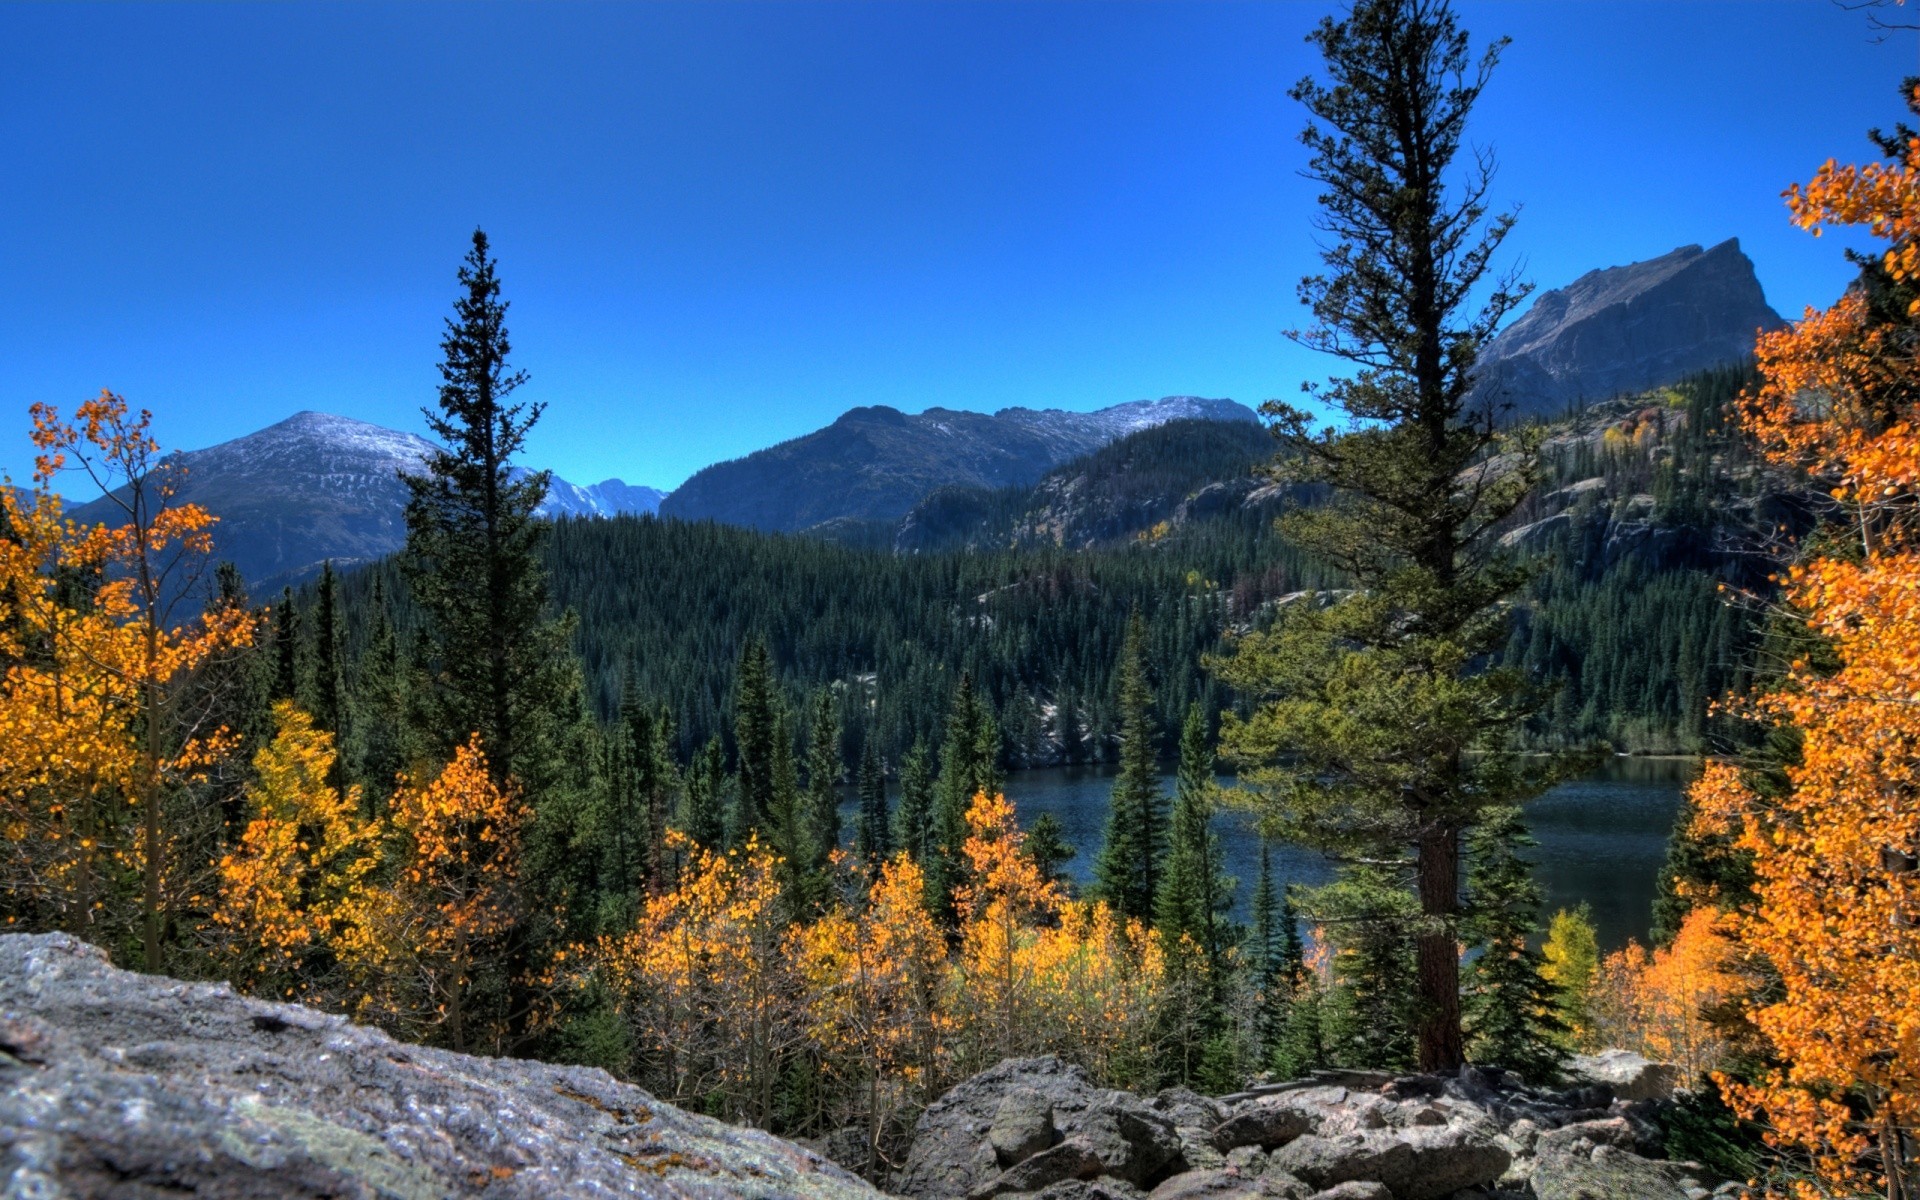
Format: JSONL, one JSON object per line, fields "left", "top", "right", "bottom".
{"left": 1156, "top": 704, "right": 1235, "bottom": 980}
{"left": 1214, "top": 0, "right": 1569, "bottom": 1071}
{"left": 400, "top": 229, "right": 573, "bottom": 792}
{"left": 1462, "top": 807, "right": 1568, "bottom": 1080}
{"left": 1095, "top": 612, "right": 1164, "bottom": 921}
{"left": 855, "top": 738, "right": 890, "bottom": 864}
{"left": 732, "top": 638, "right": 776, "bottom": 840}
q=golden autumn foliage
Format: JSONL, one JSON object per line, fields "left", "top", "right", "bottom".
{"left": 0, "top": 392, "right": 252, "bottom": 963}
{"left": 576, "top": 790, "right": 1171, "bottom": 1149}
{"left": 361, "top": 735, "right": 526, "bottom": 1054}
{"left": 1686, "top": 90, "right": 1920, "bottom": 1197}
{"left": 211, "top": 702, "right": 383, "bottom": 1005}
{"left": 1592, "top": 908, "right": 1741, "bottom": 1090}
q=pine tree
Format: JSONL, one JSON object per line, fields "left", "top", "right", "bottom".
{"left": 1213, "top": 0, "right": 1570, "bottom": 1071}
{"left": 733, "top": 639, "right": 776, "bottom": 840}
{"left": 273, "top": 587, "right": 302, "bottom": 702}
{"left": 892, "top": 737, "right": 934, "bottom": 863}
{"left": 399, "top": 229, "right": 579, "bottom": 1053}
{"left": 1023, "top": 812, "right": 1076, "bottom": 888}
{"left": 1461, "top": 807, "right": 1568, "bottom": 1080}
{"left": 803, "top": 689, "right": 842, "bottom": 885}
{"left": 1095, "top": 613, "right": 1164, "bottom": 921}
{"left": 679, "top": 735, "right": 728, "bottom": 852}
{"left": 309, "top": 561, "right": 344, "bottom": 743}
{"left": 926, "top": 674, "right": 993, "bottom": 923}
{"left": 764, "top": 701, "right": 814, "bottom": 918}
{"left": 855, "top": 738, "right": 890, "bottom": 864}
{"left": 1156, "top": 703, "right": 1235, "bottom": 976}
{"left": 350, "top": 577, "right": 412, "bottom": 813}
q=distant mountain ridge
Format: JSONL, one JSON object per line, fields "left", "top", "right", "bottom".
{"left": 1472, "top": 239, "right": 1785, "bottom": 418}
{"left": 68, "top": 411, "right": 661, "bottom": 591}
{"left": 661, "top": 396, "right": 1259, "bottom": 534}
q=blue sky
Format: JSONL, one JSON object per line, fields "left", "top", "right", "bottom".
{"left": 1, "top": 1, "right": 1913, "bottom": 491}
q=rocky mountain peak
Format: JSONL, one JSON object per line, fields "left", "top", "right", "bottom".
{"left": 1472, "top": 238, "right": 1785, "bottom": 418}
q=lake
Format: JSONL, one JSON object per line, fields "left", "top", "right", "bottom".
{"left": 992, "top": 756, "right": 1696, "bottom": 951}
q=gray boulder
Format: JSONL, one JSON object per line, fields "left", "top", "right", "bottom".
{"left": 991, "top": 1089, "right": 1060, "bottom": 1165}
{"left": 898, "top": 1058, "right": 1182, "bottom": 1200}
{"left": 1269, "top": 1124, "right": 1510, "bottom": 1200}
{"left": 0, "top": 932, "right": 878, "bottom": 1200}
{"left": 1566, "top": 1050, "right": 1682, "bottom": 1103}
{"left": 1209, "top": 1100, "right": 1314, "bottom": 1152}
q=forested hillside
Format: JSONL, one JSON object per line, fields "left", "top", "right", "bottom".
{"left": 317, "top": 367, "right": 1782, "bottom": 767}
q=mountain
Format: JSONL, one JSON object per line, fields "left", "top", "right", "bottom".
{"left": 1471, "top": 239, "right": 1785, "bottom": 419}
{"left": 892, "top": 417, "right": 1280, "bottom": 553}
{"left": 67, "top": 411, "right": 661, "bottom": 592}
{"left": 660, "top": 396, "right": 1259, "bottom": 534}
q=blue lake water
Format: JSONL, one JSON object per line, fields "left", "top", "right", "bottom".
{"left": 855, "top": 757, "right": 1693, "bottom": 952}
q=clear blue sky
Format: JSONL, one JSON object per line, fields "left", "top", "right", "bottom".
{"left": 1, "top": 1, "right": 1913, "bottom": 490}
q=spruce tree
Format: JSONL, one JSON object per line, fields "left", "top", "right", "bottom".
{"left": 273, "top": 587, "right": 301, "bottom": 702}
{"left": 803, "top": 689, "right": 842, "bottom": 883}
{"left": 401, "top": 229, "right": 572, "bottom": 796}
{"left": 1156, "top": 703, "right": 1235, "bottom": 978}
{"left": 1213, "top": 0, "right": 1571, "bottom": 1071}
{"left": 856, "top": 738, "right": 890, "bottom": 864}
{"left": 1024, "top": 812, "right": 1076, "bottom": 888}
{"left": 400, "top": 229, "right": 579, "bottom": 1051}
{"left": 926, "top": 674, "right": 992, "bottom": 922}
{"left": 733, "top": 639, "right": 776, "bottom": 840}
{"left": 680, "top": 735, "right": 728, "bottom": 852}
{"left": 1095, "top": 613, "right": 1164, "bottom": 921}
{"left": 309, "top": 561, "right": 344, "bottom": 742}
{"left": 764, "top": 701, "right": 813, "bottom": 917}
{"left": 892, "top": 737, "right": 934, "bottom": 863}
{"left": 1462, "top": 807, "right": 1568, "bottom": 1081}
{"left": 351, "top": 577, "right": 412, "bottom": 813}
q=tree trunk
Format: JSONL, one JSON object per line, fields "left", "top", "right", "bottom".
{"left": 1415, "top": 822, "right": 1464, "bottom": 1072}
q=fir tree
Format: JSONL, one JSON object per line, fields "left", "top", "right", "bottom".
{"left": 400, "top": 228, "right": 572, "bottom": 795}
{"left": 764, "top": 701, "right": 812, "bottom": 917}
{"left": 803, "top": 689, "right": 842, "bottom": 883}
{"left": 350, "top": 577, "right": 412, "bottom": 813}
{"left": 733, "top": 638, "right": 776, "bottom": 840}
{"left": 273, "top": 587, "right": 301, "bottom": 703}
{"left": 1214, "top": 0, "right": 1572, "bottom": 1071}
{"left": 892, "top": 737, "right": 934, "bottom": 863}
{"left": 399, "top": 228, "right": 579, "bottom": 1051}
{"left": 680, "top": 735, "right": 728, "bottom": 852}
{"left": 1156, "top": 703, "right": 1235, "bottom": 978}
{"left": 1095, "top": 613, "right": 1164, "bottom": 921}
{"left": 926, "top": 673, "right": 992, "bottom": 923}
{"left": 855, "top": 738, "right": 890, "bottom": 864}
{"left": 1024, "top": 812, "right": 1076, "bottom": 888}
{"left": 309, "top": 561, "right": 344, "bottom": 742}
{"left": 1462, "top": 807, "right": 1569, "bottom": 1081}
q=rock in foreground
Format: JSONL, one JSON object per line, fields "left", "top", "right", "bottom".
{"left": 0, "top": 933, "right": 879, "bottom": 1199}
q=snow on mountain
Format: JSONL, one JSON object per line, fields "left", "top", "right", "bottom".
{"left": 67, "top": 411, "right": 661, "bottom": 591}
{"left": 661, "top": 396, "right": 1259, "bottom": 534}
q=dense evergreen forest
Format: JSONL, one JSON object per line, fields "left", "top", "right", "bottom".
{"left": 312, "top": 366, "right": 1779, "bottom": 771}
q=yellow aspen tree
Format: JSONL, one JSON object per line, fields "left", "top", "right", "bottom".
{"left": 1, "top": 393, "right": 252, "bottom": 963}
{"left": 1683, "top": 85, "right": 1920, "bottom": 1199}
{"left": 790, "top": 852, "right": 950, "bottom": 1172}
{"left": 369, "top": 735, "right": 525, "bottom": 1055}
{"left": 211, "top": 701, "right": 383, "bottom": 1006}
{"left": 591, "top": 831, "right": 799, "bottom": 1125}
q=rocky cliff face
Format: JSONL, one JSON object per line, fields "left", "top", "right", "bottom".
{"left": 0, "top": 933, "right": 879, "bottom": 1200}
{"left": 662, "top": 397, "right": 1259, "bottom": 535}
{"left": 1472, "top": 240, "right": 1784, "bottom": 419}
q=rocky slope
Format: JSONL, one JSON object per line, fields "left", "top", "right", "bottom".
{"left": 1472, "top": 239, "right": 1784, "bottom": 419}
{"left": 0, "top": 933, "right": 878, "bottom": 1199}
{"left": 65, "top": 411, "right": 661, "bottom": 591}
{"left": 662, "top": 397, "right": 1259, "bottom": 535}
{"left": 888, "top": 1055, "right": 1733, "bottom": 1200}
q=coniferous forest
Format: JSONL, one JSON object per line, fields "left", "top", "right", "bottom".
{"left": 5, "top": 0, "right": 1920, "bottom": 1195}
